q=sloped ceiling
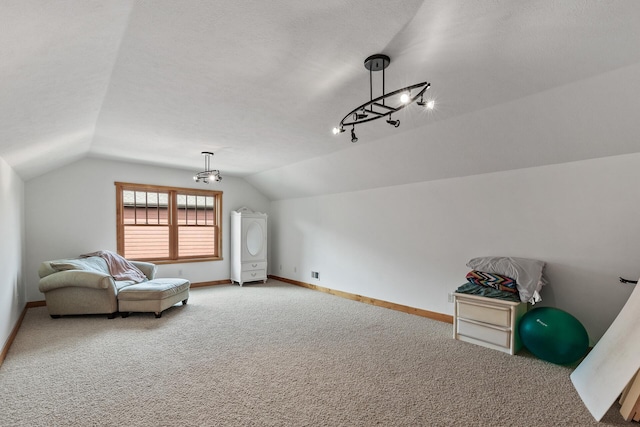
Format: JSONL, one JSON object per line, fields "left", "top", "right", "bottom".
{"left": 2, "top": 1, "right": 640, "bottom": 199}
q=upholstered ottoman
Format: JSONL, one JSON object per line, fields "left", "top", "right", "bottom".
{"left": 118, "top": 278, "right": 190, "bottom": 318}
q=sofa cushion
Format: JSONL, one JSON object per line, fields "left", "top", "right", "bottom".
{"left": 115, "top": 280, "right": 138, "bottom": 291}
{"left": 50, "top": 257, "right": 110, "bottom": 275}
{"left": 39, "top": 270, "right": 113, "bottom": 292}
{"left": 117, "top": 278, "right": 190, "bottom": 301}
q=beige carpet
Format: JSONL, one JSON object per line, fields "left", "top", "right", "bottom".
{"left": 0, "top": 280, "right": 632, "bottom": 426}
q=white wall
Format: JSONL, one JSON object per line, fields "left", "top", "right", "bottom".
{"left": 0, "top": 157, "right": 25, "bottom": 351}
{"left": 24, "top": 157, "right": 269, "bottom": 302}
{"left": 270, "top": 153, "right": 640, "bottom": 343}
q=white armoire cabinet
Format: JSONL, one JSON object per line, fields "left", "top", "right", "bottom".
{"left": 230, "top": 207, "right": 268, "bottom": 286}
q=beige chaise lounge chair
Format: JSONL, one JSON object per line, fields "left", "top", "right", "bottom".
{"left": 38, "top": 255, "right": 189, "bottom": 319}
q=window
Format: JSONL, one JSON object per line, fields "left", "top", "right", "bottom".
{"left": 115, "top": 182, "right": 222, "bottom": 262}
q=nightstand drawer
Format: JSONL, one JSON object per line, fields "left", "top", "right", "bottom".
{"left": 457, "top": 300, "right": 511, "bottom": 327}
{"left": 457, "top": 319, "right": 511, "bottom": 348}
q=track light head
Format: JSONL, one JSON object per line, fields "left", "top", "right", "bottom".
{"left": 386, "top": 118, "right": 400, "bottom": 128}
{"left": 417, "top": 95, "right": 435, "bottom": 110}
{"left": 354, "top": 108, "right": 368, "bottom": 120}
{"left": 351, "top": 127, "right": 358, "bottom": 143}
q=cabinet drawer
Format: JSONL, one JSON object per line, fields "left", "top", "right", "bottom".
{"left": 241, "top": 269, "right": 266, "bottom": 282}
{"left": 457, "top": 319, "right": 511, "bottom": 349}
{"left": 457, "top": 300, "right": 511, "bottom": 327}
{"left": 241, "top": 261, "right": 267, "bottom": 272}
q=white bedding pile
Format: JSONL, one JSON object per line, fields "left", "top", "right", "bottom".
{"left": 467, "top": 256, "right": 548, "bottom": 304}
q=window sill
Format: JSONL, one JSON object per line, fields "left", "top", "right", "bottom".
{"left": 134, "top": 257, "right": 223, "bottom": 265}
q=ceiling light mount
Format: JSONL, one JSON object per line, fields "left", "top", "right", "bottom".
{"left": 333, "top": 54, "right": 433, "bottom": 141}
{"left": 363, "top": 53, "right": 390, "bottom": 72}
{"left": 193, "top": 151, "right": 222, "bottom": 183}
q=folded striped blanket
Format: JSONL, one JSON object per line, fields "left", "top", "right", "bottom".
{"left": 466, "top": 270, "right": 518, "bottom": 294}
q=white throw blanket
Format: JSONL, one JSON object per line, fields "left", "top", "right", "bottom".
{"left": 81, "top": 250, "right": 147, "bottom": 283}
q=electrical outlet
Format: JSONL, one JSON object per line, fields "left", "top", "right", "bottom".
{"left": 447, "top": 293, "right": 454, "bottom": 303}
{"left": 178, "top": 269, "right": 183, "bottom": 276}
{"left": 294, "top": 266, "right": 297, "bottom": 273}
{"left": 311, "top": 271, "right": 320, "bottom": 279}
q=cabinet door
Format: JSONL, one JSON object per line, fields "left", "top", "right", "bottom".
{"left": 242, "top": 217, "right": 267, "bottom": 261}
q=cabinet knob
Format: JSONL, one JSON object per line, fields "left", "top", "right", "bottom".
{"left": 251, "top": 273, "right": 256, "bottom": 277}
{"left": 252, "top": 263, "right": 257, "bottom": 267}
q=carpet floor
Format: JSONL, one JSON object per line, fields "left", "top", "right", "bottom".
{"left": 0, "top": 280, "right": 633, "bottom": 426}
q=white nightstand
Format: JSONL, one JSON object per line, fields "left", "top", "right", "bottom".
{"left": 453, "top": 293, "right": 528, "bottom": 355}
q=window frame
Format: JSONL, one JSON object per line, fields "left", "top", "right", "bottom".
{"left": 115, "top": 182, "right": 223, "bottom": 264}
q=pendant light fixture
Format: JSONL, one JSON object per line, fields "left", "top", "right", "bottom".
{"left": 193, "top": 151, "right": 222, "bottom": 183}
{"left": 333, "top": 54, "right": 434, "bottom": 142}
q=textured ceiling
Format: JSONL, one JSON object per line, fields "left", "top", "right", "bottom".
{"left": 2, "top": 1, "right": 640, "bottom": 187}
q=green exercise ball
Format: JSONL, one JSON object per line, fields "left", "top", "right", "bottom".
{"left": 519, "top": 307, "right": 589, "bottom": 365}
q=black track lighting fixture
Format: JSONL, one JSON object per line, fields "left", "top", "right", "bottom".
{"left": 332, "top": 54, "right": 434, "bottom": 142}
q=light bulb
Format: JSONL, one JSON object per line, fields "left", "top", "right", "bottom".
{"left": 426, "top": 100, "right": 435, "bottom": 110}
{"left": 332, "top": 127, "right": 340, "bottom": 135}
{"left": 400, "top": 93, "right": 410, "bottom": 103}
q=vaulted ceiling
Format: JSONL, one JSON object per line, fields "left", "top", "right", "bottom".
{"left": 2, "top": 1, "right": 640, "bottom": 197}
